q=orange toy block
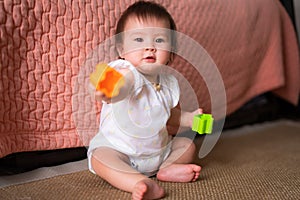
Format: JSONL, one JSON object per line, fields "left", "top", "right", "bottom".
{"left": 90, "top": 63, "right": 125, "bottom": 98}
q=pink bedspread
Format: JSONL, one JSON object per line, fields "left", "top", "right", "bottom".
{"left": 0, "top": 0, "right": 299, "bottom": 158}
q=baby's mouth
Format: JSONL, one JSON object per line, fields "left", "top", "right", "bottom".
{"left": 143, "top": 56, "right": 156, "bottom": 63}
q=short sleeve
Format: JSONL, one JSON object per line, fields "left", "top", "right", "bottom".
{"left": 108, "top": 59, "right": 144, "bottom": 95}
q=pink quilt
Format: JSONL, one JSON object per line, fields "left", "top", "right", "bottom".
{"left": 0, "top": 0, "right": 299, "bottom": 158}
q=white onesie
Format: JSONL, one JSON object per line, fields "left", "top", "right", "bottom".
{"left": 88, "top": 59, "right": 180, "bottom": 176}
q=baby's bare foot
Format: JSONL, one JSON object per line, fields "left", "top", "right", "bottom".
{"left": 157, "top": 164, "right": 201, "bottom": 182}
{"left": 132, "top": 178, "right": 165, "bottom": 200}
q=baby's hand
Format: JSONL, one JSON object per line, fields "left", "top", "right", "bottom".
{"left": 180, "top": 108, "right": 203, "bottom": 128}
{"left": 192, "top": 108, "right": 203, "bottom": 116}
{"left": 89, "top": 68, "right": 134, "bottom": 103}
{"left": 88, "top": 83, "right": 112, "bottom": 102}
{"left": 189, "top": 108, "right": 203, "bottom": 127}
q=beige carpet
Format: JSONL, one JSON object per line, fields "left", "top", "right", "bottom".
{"left": 0, "top": 120, "right": 299, "bottom": 200}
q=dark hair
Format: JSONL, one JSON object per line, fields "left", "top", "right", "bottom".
{"left": 115, "top": 1, "right": 177, "bottom": 53}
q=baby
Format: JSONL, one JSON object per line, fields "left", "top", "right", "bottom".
{"left": 88, "top": 1, "right": 202, "bottom": 199}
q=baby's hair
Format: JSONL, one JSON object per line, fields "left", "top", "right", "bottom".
{"left": 115, "top": 1, "right": 177, "bottom": 53}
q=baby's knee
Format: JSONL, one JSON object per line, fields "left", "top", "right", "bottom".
{"left": 174, "top": 137, "right": 196, "bottom": 152}
{"left": 184, "top": 138, "right": 196, "bottom": 153}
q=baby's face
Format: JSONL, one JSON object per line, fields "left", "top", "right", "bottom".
{"left": 118, "top": 16, "right": 172, "bottom": 77}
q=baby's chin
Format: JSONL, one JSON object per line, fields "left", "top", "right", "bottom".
{"left": 137, "top": 63, "right": 164, "bottom": 75}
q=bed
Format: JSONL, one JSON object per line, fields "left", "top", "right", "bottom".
{"left": 0, "top": 0, "right": 299, "bottom": 159}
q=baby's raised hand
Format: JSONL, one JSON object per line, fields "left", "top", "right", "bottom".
{"left": 90, "top": 63, "right": 125, "bottom": 98}
{"left": 88, "top": 83, "right": 112, "bottom": 102}
{"left": 89, "top": 63, "right": 134, "bottom": 103}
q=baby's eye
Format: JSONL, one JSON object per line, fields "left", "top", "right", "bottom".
{"left": 134, "top": 38, "right": 144, "bottom": 42}
{"left": 155, "top": 38, "right": 165, "bottom": 43}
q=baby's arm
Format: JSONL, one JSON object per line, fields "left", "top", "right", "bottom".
{"left": 167, "top": 106, "right": 203, "bottom": 128}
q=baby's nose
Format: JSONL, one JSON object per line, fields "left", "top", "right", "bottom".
{"left": 145, "top": 46, "right": 156, "bottom": 52}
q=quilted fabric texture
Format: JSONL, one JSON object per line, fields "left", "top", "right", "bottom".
{"left": 0, "top": 0, "right": 299, "bottom": 158}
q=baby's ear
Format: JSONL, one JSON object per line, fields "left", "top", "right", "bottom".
{"left": 168, "top": 53, "right": 174, "bottom": 64}
{"left": 116, "top": 43, "right": 124, "bottom": 57}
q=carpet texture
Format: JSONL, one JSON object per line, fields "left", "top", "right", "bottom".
{"left": 0, "top": 121, "right": 299, "bottom": 199}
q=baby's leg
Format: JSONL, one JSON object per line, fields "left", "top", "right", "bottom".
{"left": 157, "top": 137, "right": 201, "bottom": 182}
{"left": 91, "top": 147, "right": 165, "bottom": 200}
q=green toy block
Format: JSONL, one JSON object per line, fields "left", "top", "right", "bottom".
{"left": 192, "top": 114, "right": 214, "bottom": 134}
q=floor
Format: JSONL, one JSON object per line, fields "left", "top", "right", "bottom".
{"left": 1, "top": 119, "right": 299, "bottom": 189}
